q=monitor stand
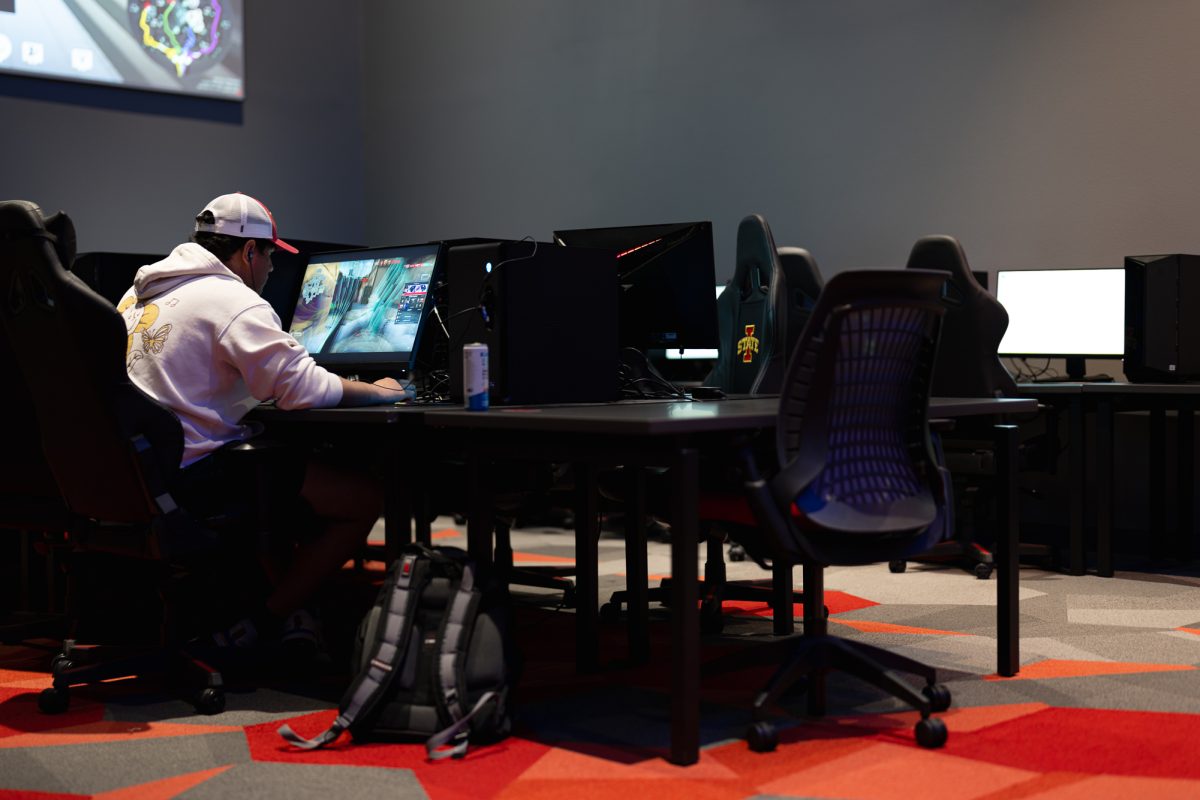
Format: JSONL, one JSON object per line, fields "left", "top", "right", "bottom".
{"left": 1063, "top": 356, "right": 1114, "bottom": 383}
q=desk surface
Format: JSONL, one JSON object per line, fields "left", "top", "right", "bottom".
{"left": 1020, "top": 381, "right": 1200, "bottom": 396}
{"left": 425, "top": 396, "right": 1037, "bottom": 435}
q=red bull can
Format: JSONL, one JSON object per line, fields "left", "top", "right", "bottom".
{"left": 463, "top": 342, "right": 489, "bottom": 411}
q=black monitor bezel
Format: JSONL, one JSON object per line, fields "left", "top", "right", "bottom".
{"left": 287, "top": 241, "right": 446, "bottom": 374}
{"left": 551, "top": 220, "right": 719, "bottom": 351}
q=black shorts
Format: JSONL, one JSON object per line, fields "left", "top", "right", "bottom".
{"left": 174, "top": 442, "right": 311, "bottom": 534}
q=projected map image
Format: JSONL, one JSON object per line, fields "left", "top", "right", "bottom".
{"left": 289, "top": 254, "right": 438, "bottom": 359}
{"left": 0, "top": 0, "right": 243, "bottom": 100}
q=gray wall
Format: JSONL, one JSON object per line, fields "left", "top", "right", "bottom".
{"left": 7, "top": 0, "right": 1200, "bottom": 282}
{"left": 0, "top": 0, "right": 367, "bottom": 255}
{"left": 362, "top": 0, "right": 1200, "bottom": 280}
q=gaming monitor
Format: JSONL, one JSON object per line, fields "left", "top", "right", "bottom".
{"left": 996, "top": 267, "right": 1124, "bottom": 379}
{"left": 286, "top": 243, "right": 442, "bottom": 374}
{"left": 664, "top": 285, "right": 727, "bottom": 360}
{"left": 552, "top": 221, "right": 719, "bottom": 351}
{"left": 0, "top": 0, "right": 244, "bottom": 101}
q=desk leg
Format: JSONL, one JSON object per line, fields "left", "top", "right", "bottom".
{"left": 383, "top": 457, "right": 411, "bottom": 566}
{"left": 1150, "top": 407, "right": 1166, "bottom": 561}
{"left": 624, "top": 467, "right": 650, "bottom": 664}
{"left": 574, "top": 463, "right": 600, "bottom": 673}
{"left": 1068, "top": 398, "right": 1086, "bottom": 575}
{"left": 466, "top": 454, "right": 494, "bottom": 566}
{"left": 1178, "top": 403, "right": 1195, "bottom": 563}
{"left": 414, "top": 470, "right": 432, "bottom": 546}
{"left": 1096, "top": 398, "right": 1114, "bottom": 577}
{"left": 668, "top": 448, "right": 700, "bottom": 766}
{"left": 995, "top": 423, "right": 1020, "bottom": 677}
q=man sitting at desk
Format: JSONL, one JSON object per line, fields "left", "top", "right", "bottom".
{"left": 118, "top": 192, "right": 404, "bottom": 649}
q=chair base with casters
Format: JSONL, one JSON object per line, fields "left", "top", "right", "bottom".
{"left": 743, "top": 563, "right": 951, "bottom": 752}
{"left": 38, "top": 638, "right": 226, "bottom": 716}
{"left": 494, "top": 518, "right": 576, "bottom": 607}
{"left": 602, "top": 528, "right": 811, "bottom": 635}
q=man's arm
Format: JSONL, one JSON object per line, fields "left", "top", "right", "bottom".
{"left": 337, "top": 376, "right": 410, "bottom": 407}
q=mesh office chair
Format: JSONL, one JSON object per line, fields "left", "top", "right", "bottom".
{"left": 726, "top": 268, "right": 953, "bottom": 751}
{"left": 899, "top": 235, "right": 1039, "bottom": 577}
{"left": 0, "top": 199, "right": 271, "bottom": 715}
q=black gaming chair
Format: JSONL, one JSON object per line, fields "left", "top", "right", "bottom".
{"left": 908, "top": 235, "right": 1016, "bottom": 398}
{"left": 0, "top": 270, "right": 71, "bottom": 644}
{"left": 714, "top": 269, "right": 953, "bottom": 752}
{"left": 604, "top": 219, "right": 825, "bottom": 633}
{"left": 0, "top": 199, "right": 271, "bottom": 715}
{"left": 899, "top": 235, "right": 1042, "bottom": 577}
{"left": 707, "top": 215, "right": 823, "bottom": 396}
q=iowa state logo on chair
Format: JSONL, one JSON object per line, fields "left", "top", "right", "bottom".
{"left": 737, "top": 324, "right": 760, "bottom": 363}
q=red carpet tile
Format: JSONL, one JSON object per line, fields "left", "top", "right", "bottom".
{"left": 0, "top": 687, "right": 105, "bottom": 739}
{"left": 945, "top": 706, "right": 1200, "bottom": 780}
{"left": 984, "top": 658, "right": 1195, "bottom": 681}
{"left": 91, "top": 766, "right": 234, "bottom": 800}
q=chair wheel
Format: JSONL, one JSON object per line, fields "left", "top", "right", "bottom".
{"left": 38, "top": 687, "right": 69, "bottom": 714}
{"left": 973, "top": 562, "right": 994, "bottom": 580}
{"left": 914, "top": 716, "right": 948, "bottom": 748}
{"left": 888, "top": 560, "right": 907, "bottom": 573}
{"left": 922, "top": 683, "right": 952, "bottom": 712}
{"left": 728, "top": 543, "right": 746, "bottom": 562}
{"left": 746, "top": 720, "right": 778, "bottom": 752}
{"left": 50, "top": 657, "right": 74, "bottom": 676}
{"left": 599, "top": 602, "right": 620, "bottom": 623}
{"left": 195, "top": 687, "right": 226, "bottom": 715}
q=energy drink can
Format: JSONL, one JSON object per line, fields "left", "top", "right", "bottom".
{"left": 463, "top": 342, "right": 489, "bottom": 411}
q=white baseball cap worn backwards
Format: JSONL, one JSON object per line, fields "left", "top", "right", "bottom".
{"left": 194, "top": 192, "right": 298, "bottom": 253}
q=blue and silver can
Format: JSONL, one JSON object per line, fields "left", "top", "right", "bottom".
{"left": 463, "top": 342, "right": 489, "bottom": 411}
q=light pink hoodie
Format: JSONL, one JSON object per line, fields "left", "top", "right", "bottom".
{"left": 118, "top": 242, "right": 342, "bottom": 466}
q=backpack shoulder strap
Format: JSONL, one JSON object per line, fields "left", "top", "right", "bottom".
{"left": 425, "top": 557, "right": 493, "bottom": 760}
{"left": 278, "top": 549, "right": 429, "bottom": 750}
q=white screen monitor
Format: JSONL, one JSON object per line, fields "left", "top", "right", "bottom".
{"left": 665, "top": 285, "right": 725, "bottom": 360}
{"left": 0, "top": 0, "right": 244, "bottom": 101}
{"left": 996, "top": 268, "right": 1124, "bottom": 379}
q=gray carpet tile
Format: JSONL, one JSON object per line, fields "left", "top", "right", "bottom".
{"left": 1054, "top": 631, "right": 1200, "bottom": 662}
{"left": 104, "top": 688, "right": 334, "bottom": 726}
{"left": 0, "top": 730, "right": 250, "bottom": 795}
{"left": 178, "top": 762, "right": 427, "bottom": 800}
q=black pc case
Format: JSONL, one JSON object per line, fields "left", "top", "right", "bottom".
{"left": 446, "top": 240, "right": 619, "bottom": 405}
{"left": 1124, "top": 254, "right": 1200, "bottom": 383}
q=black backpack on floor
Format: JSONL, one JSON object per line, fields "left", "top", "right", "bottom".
{"left": 278, "top": 544, "right": 519, "bottom": 759}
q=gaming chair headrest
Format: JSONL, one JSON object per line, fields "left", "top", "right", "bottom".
{"left": 0, "top": 200, "right": 76, "bottom": 269}
{"left": 906, "top": 235, "right": 980, "bottom": 289}
{"left": 734, "top": 214, "right": 779, "bottom": 295}
{"left": 776, "top": 246, "right": 823, "bottom": 301}
{"left": 42, "top": 211, "right": 77, "bottom": 269}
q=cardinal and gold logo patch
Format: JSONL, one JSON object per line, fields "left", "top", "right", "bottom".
{"left": 737, "top": 324, "right": 760, "bottom": 363}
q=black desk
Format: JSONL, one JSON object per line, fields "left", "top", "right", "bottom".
{"left": 1018, "top": 382, "right": 1200, "bottom": 576}
{"left": 426, "top": 395, "right": 1033, "bottom": 766}
{"left": 247, "top": 403, "right": 437, "bottom": 562}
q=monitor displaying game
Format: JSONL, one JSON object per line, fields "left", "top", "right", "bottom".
{"left": 287, "top": 243, "right": 442, "bottom": 372}
{"left": 0, "top": 0, "right": 244, "bottom": 101}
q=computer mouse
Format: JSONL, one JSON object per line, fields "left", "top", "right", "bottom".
{"left": 689, "top": 386, "right": 727, "bottom": 400}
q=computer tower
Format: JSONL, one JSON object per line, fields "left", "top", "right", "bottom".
{"left": 446, "top": 240, "right": 619, "bottom": 405}
{"left": 1124, "top": 253, "right": 1200, "bottom": 382}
